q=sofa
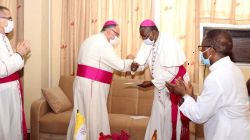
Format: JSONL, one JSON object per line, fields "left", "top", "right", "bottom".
{"left": 31, "top": 76, "right": 204, "bottom": 140}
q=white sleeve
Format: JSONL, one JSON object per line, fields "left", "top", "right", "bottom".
{"left": 101, "top": 45, "right": 132, "bottom": 72}
{"left": 134, "top": 44, "right": 151, "bottom": 68}
{"left": 179, "top": 78, "right": 223, "bottom": 124}
{"left": 152, "top": 66, "right": 179, "bottom": 91}
{"left": 0, "top": 53, "right": 24, "bottom": 78}
{"left": 133, "top": 44, "right": 151, "bottom": 72}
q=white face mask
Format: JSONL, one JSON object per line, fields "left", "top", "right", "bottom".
{"left": 4, "top": 20, "right": 14, "bottom": 33}
{"left": 110, "top": 36, "right": 119, "bottom": 46}
{"left": 143, "top": 38, "right": 154, "bottom": 45}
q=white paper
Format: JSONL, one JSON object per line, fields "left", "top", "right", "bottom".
{"left": 124, "top": 82, "right": 141, "bottom": 85}
{"left": 129, "top": 116, "right": 148, "bottom": 119}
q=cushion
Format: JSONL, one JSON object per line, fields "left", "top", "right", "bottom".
{"left": 137, "top": 87, "right": 154, "bottom": 116}
{"left": 109, "top": 113, "right": 133, "bottom": 133}
{"left": 129, "top": 116, "right": 149, "bottom": 140}
{"left": 59, "top": 76, "right": 75, "bottom": 103}
{"left": 109, "top": 113, "right": 149, "bottom": 140}
{"left": 42, "top": 87, "right": 72, "bottom": 113}
{"left": 109, "top": 78, "right": 143, "bottom": 115}
{"left": 40, "top": 110, "right": 72, "bottom": 134}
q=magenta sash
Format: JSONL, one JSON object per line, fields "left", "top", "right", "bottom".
{"left": 169, "top": 65, "right": 190, "bottom": 140}
{"left": 0, "top": 72, "right": 28, "bottom": 140}
{"left": 77, "top": 64, "right": 113, "bottom": 84}
{"left": 0, "top": 72, "right": 19, "bottom": 83}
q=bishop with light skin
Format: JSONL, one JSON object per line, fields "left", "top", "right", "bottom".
{"left": 0, "top": 5, "right": 31, "bottom": 140}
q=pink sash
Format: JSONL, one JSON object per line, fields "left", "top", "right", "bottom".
{"left": 169, "top": 65, "right": 190, "bottom": 140}
{"left": 77, "top": 64, "right": 113, "bottom": 84}
{"left": 0, "top": 72, "right": 19, "bottom": 83}
{"left": 0, "top": 72, "right": 27, "bottom": 140}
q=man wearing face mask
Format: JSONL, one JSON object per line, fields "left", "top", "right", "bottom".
{"left": 0, "top": 6, "right": 31, "bottom": 140}
{"left": 67, "top": 20, "right": 133, "bottom": 140}
{"left": 166, "top": 30, "right": 250, "bottom": 140}
{"left": 131, "top": 19, "right": 189, "bottom": 140}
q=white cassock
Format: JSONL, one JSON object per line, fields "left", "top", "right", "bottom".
{"left": 134, "top": 33, "right": 188, "bottom": 140}
{"left": 180, "top": 56, "right": 250, "bottom": 140}
{"left": 0, "top": 33, "right": 24, "bottom": 140}
{"left": 67, "top": 33, "right": 132, "bottom": 140}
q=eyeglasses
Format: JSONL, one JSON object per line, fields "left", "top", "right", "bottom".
{"left": 110, "top": 29, "right": 120, "bottom": 37}
{"left": 198, "top": 45, "right": 212, "bottom": 51}
{"left": 0, "top": 16, "right": 12, "bottom": 20}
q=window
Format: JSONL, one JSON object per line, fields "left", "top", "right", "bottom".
{"left": 200, "top": 24, "right": 250, "bottom": 63}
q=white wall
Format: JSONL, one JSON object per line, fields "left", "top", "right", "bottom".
{"left": 23, "top": 0, "right": 61, "bottom": 129}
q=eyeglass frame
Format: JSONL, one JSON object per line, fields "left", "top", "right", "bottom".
{"left": 110, "top": 28, "right": 120, "bottom": 37}
{"left": 198, "top": 45, "right": 213, "bottom": 51}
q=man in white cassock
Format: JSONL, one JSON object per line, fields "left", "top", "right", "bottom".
{"left": 0, "top": 6, "right": 31, "bottom": 140}
{"left": 67, "top": 20, "right": 133, "bottom": 140}
{"left": 167, "top": 29, "right": 250, "bottom": 140}
{"left": 131, "top": 19, "right": 190, "bottom": 140}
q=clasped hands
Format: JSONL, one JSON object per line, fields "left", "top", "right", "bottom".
{"left": 16, "top": 40, "right": 31, "bottom": 57}
{"left": 165, "top": 77, "right": 193, "bottom": 97}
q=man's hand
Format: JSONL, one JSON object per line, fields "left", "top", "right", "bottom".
{"left": 137, "top": 81, "right": 153, "bottom": 88}
{"left": 166, "top": 78, "right": 193, "bottom": 96}
{"left": 131, "top": 62, "right": 139, "bottom": 72}
{"left": 16, "top": 40, "right": 31, "bottom": 57}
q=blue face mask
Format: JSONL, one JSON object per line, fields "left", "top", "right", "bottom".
{"left": 200, "top": 48, "right": 211, "bottom": 66}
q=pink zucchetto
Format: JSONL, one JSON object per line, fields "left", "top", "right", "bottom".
{"left": 103, "top": 20, "right": 118, "bottom": 27}
{"left": 140, "top": 19, "right": 156, "bottom": 27}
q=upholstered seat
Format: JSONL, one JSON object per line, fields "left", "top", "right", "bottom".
{"left": 31, "top": 76, "right": 203, "bottom": 140}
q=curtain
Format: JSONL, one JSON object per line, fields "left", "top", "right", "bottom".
{"left": 200, "top": 0, "right": 250, "bottom": 24}
{"left": 60, "top": 0, "right": 152, "bottom": 80}
{"left": 60, "top": 0, "right": 250, "bottom": 82}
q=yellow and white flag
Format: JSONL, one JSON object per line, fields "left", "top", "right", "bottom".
{"left": 151, "top": 130, "right": 157, "bottom": 140}
{"left": 74, "top": 110, "right": 87, "bottom": 140}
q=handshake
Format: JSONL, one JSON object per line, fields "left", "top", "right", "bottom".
{"left": 130, "top": 62, "right": 153, "bottom": 88}
{"left": 130, "top": 62, "right": 139, "bottom": 72}
{"left": 127, "top": 54, "right": 139, "bottom": 73}
{"left": 127, "top": 56, "right": 153, "bottom": 88}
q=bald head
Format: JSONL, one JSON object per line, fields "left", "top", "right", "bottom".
{"left": 202, "top": 29, "right": 233, "bottom": 56}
